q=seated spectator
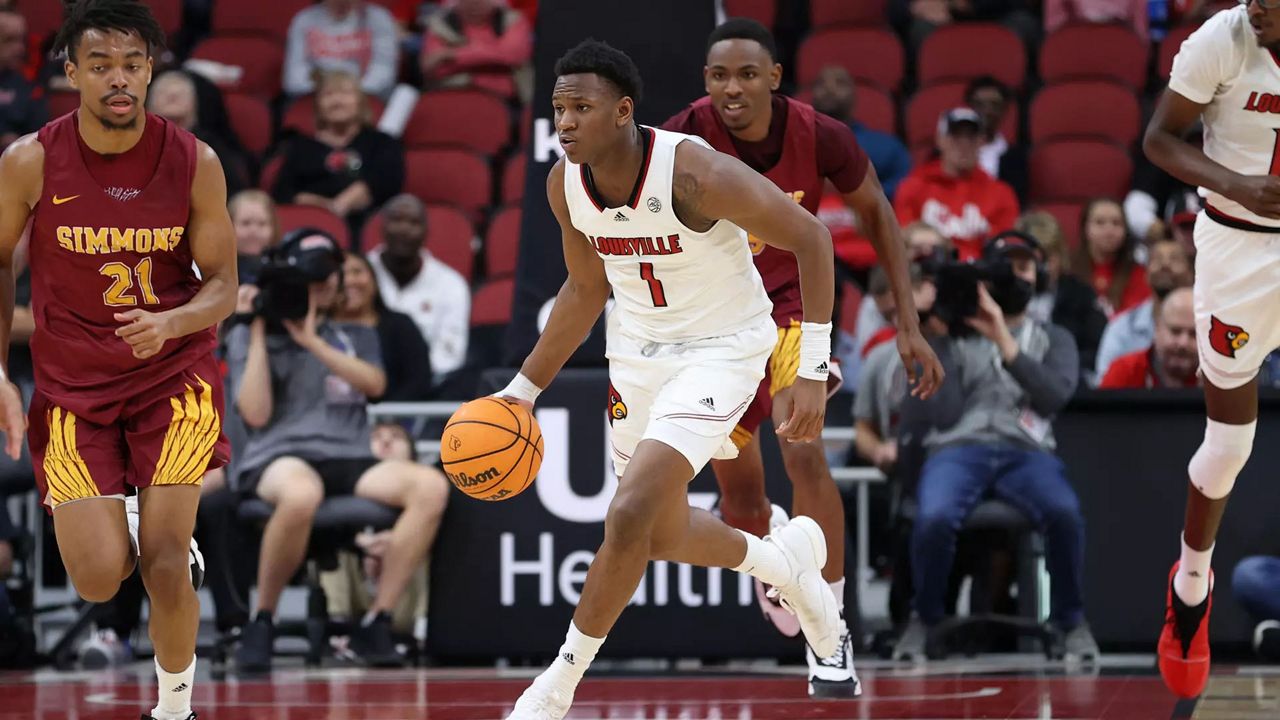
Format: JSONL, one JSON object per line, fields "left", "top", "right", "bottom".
{"left": 334, "top": 253, "right": 436, "bottom": 401}
{"left": 0, "top": 7, "right": 44, "bottom": 150}
{"left": 894, "top": 109, "right": 1019, "bottom": 261}
{"left": 272, "top": 69, "right": 405, "bottom": 242}
{"left": 895, "top": 232, "right": 1097, "bottom": 661}
{"left": 1233, "top": 555, "right": 1280, "bottom": 661}
{"left": 966, "top": 76, "right": 1027, "bottom": 204}
{"left": 1072, "top": 197, "right": 1151, "bottom": 318}
{"left": 322, "top": 421, "right": 434, "bottom": 644}
{"left": 1016, "top": 210, "right": 1108, "bottom": 381}
{"left": 854, "top": 223, "right": 949, "bottom": 358}
{"left": 1095, "top": 237, "right": 1193, "bottom": 378}
{"left": 227, "top": 229, "right": 449, "bottom": 671}
{"left": 811, "top": 66, "right": 911, "bottom": 201}
{"left": 1099, "top": 287, "right": 1198, "bottom": 389}
{"left": 420, "top": 0, "right": 533, "bottom": 100}
{"left": 367, "top": 195, "right": 470, "bottom": 387}
{"left": 890, "top": 0, "right": 1040, "bottom": 51}
{"left": 229, "top": 190, "right": 280, "bottom": 286}
{"left": 148, "top": 70, "right": 249, "bottom": 195}
{"left": 284, "top": 0, "right": 401, "bottom": 100}
{"left": 1044, "top": 0, "right": 1149, "bottom": 40}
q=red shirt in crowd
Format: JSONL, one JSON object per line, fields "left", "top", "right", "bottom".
{"left": 1098, "top": 347, "right": 1198, "bottom": 389}
{"left": 1091, "top": 261, "right": 1151, "bottom": 317}
{"left": 893, "top": 160, "right": 1019, "bottom": 261}
{"left": 422, "top": 8, "right": 533, "bottom": 98}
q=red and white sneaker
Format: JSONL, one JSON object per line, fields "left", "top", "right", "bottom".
{"left": 1158, "top": 562, "right": 1213, "bottom": 698}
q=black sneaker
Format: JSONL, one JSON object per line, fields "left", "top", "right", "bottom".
{"left": 349, "top": 613, "right": 404, "bottom": 668}
{"left": 235, "top": 615, "right": 274, "bottom": 674}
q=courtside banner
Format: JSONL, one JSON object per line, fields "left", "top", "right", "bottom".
{"left": 503, "top": 0, "right": 718, "bottom": 366}
{"left": 427, "top": 369, "right": 804, "bottom": 659}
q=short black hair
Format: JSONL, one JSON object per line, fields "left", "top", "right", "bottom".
{"left": 52, "top": 0, "right": 167, "bottom": 63}
{"left": 554, "top": 39, "right": 643, "bottom": 105}
{"left": 706, "top": 18, "right": 778, "bottom": 63}
{"left": 965, "top": 75, "right": 1010, "bottom": 102}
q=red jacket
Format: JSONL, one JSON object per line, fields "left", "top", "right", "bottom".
{"left": 893, "top": 160, "right": 1019, "bottom": 260}
{"left": 1099, "top": 348, "right": 1198, "bottom": 389}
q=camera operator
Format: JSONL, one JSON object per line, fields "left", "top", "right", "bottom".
{"left": 894, "top": 231, "right": 1097, "bottom": 661}
{"left": 226, "top": 229, "right": 448, "bottom": 672}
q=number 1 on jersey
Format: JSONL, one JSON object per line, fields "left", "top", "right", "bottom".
{"left": 639, "top": 262, "right": 667, "bottom": 307}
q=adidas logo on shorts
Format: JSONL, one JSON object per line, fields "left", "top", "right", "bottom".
{"left": 698, "top": 397, "right": 716, "bottom": 411}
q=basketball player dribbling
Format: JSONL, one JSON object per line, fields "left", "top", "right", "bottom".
{"left": 663, "top": 19, "right": 942, "bottom": 696}
{"left": 495, "top": 39, "right": 936, "bottom": 720}
{"left": 0, "top": 2, "right": 237, "bottom": 718}
{"left": 1145, "top": 0, "right": 1280, "bottom": 698}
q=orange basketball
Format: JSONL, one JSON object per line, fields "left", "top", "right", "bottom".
{"left": 440, "top": 397, "right": 543, "bottom": 501}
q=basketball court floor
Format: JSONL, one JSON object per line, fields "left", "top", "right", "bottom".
{"left": 0, "top": 655, "right": 1275, "bottom": 719}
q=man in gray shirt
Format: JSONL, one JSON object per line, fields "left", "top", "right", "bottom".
{"left": 225, "top": 230, "right": 448, "bottom": 672}
{"left": 893, "top": 232, "right": 1096, "bottom": 660}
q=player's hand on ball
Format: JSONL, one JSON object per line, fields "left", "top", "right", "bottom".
{"left": 493, "top": 394, "right": 533, "bottom": 412}
{"left": 776, "top": 378, "right": 826, "bottom": 443}
{"left": 1228, "top": 174, "right": 1280, "bottom": 220}
{"left": 114, "top": 309, "right": 176, "bottom": 359}
{"left": 0, "top": 380, "right": 25, "bottom": 460}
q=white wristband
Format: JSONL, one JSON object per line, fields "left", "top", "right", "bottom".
{"left": 494, "top": 372, "right": 542, "bottom": 404}
{"left": 795, "top": 322, "right": 833, "bottom": 382}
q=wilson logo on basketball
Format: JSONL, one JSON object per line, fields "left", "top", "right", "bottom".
{"left": 448, "top": 467, "right": 502, "bottom": 488}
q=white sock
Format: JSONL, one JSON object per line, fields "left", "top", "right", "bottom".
{"left": 829, "top": 577, "right": 846, "bottom": 615}
{"left": 541, "top": 621, "right": 605, "bottom": 692}
{"left": 152, "top": 657, "right": 195, "bottom": 720}
{"left": 732, "top": 530, "right": 791, "bottom": 587}
{"left": 1174, "top": 533, "right": 1214, "bottom": 606}
{"left": 125, "top": 495, "right": 141, "bottom": 559}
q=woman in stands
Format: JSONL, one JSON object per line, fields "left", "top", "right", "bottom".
{"left": 334, "top": 253, "right": 436, "bottom": 401}
{"left": 1072, "top": 197, "right": 1151, "bottom": 318}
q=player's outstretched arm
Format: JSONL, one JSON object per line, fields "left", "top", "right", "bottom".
{"left": 842, "top": 165, "right": 943, "bottom": 398}
{"left": 503, "top": 159, "right": 610, "bottom": 405}
{"left": 1145, "top": 89, "right": 1280, "bottom": 220}
{"left": 0, "top": 135, "right": 40, "bottom": 459}
{"left": 114, "top": 142, "right": 239, "bottom": 359}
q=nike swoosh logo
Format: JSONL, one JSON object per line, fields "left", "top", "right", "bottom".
{"left": 51, "top": 195, "right": 80, "bottom": 205}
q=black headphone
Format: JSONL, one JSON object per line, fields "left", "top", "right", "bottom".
{"left": 983, "top": 230, "right": 1049, "bottom": 293}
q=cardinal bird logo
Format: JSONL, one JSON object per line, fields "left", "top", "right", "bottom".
{"left": 607, "top": 384, "right": 628, "bottom": 424}
{"left": 1209, "top": 316, "right": 1249, "bottom": 358}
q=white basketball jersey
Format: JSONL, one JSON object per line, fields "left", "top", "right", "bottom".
{"left": 1170, "top": 5, "right": 1280, "bottom": 227}
{"left": 563, "top": 126, "right": 772, "bottom": 343}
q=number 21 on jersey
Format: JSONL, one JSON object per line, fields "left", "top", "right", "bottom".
{"left": 100, "top": 257, "right": 159, "bottom": 306}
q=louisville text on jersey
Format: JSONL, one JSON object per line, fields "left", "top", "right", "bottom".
{"left": 55, "top": 225, "right": 185, "bottom": 255}
{"left": 589, "top": 234, "right": 684, "bottom": 256}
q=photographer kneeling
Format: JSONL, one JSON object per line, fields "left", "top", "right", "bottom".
{"left": 895, "top": 232, "right": 1097, "bottom": 660}
{"left": 227, "top": 229, "right": 448, "bottom": 671}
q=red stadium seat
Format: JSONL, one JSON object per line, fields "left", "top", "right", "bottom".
{"left": 275, "top": 204, "right": 350, "bottom": 248}
{"left": 905, "top": 82, "right": 1019, "bottom": 150}
{"left": 485, "top": 205, "right": 521, "bottom": 279}
{"left": 223, "top": 93, "right": 272, "bottom": 158}
{"left": 853, "top": 83, "right": 896, "bottom": 136}
{"left": 1035, "top": 202, "right": 1085, "bottom": 250}
{"left": 502, "top": 152, "right": 527, "bottom": 204}
{"left": 15, "top": 0, "right": 62, "bottom": 44}
{"left": 1159, "top": 24, "right": 1198, "bottom": 79}
{"left": 1029, "top": 81, "right": 1141, "bottom": 146}
{"left": 148, "top": 0, "right": 184, "bottom": 38}
{"left": 471, "top": 278, "right": 515, "bottom": 326}
{"left": 403, "top": 149, "right": 492, "bottom": 216}
{"left": 362, "top": 205, "right": 476, "bottom": 280}
{"left": 281, "top": 94, "right": 387, "bottom": 137}
{"left": 46, "top": 92, "right": 79, "bottom": 120}
{"left": 797, "top": 28, "right": 904, "bottom": 92}
{"left": 402, "top": 90, "right": 512, "bottom": 155}
{"left": 918, "top": 23, "right": 1026, "bottom": 90}
{"left": 811, "top": 0, "right": 888, "bottom": 27}
{"left": 189, "top": 37, "right": 284, "bottom": 99}
{"left": 1040, "top": 25, "right": 1150, "bottom": 89}
{"left": 212, "top": 0, "right": 312, "bottom": 41}
{"left": 1029, "top": 140, "right": 1132, "bottom": 204}
{"left": 723, "top": 0, "right": 776, "bottom": 27}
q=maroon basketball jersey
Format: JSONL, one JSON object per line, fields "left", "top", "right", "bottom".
{"left": 29, "top": 111, "right": 214, "bottom": 420}
{"left": 685, "top": 96, "right": 824, "bottom": 324}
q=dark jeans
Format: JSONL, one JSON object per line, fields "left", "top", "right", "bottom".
{"left": 1233, "top": 556, "right": 1280, "bottom": 622}
{"left": 911, "top": 443, "right": 1086, "bottom": 628}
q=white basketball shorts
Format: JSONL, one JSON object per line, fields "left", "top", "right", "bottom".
{"left": 605, "top": 310, "right": 775, "bottom": 478}
{"left": 1193, "top": 211, "right": 1280, "bottom": 390}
